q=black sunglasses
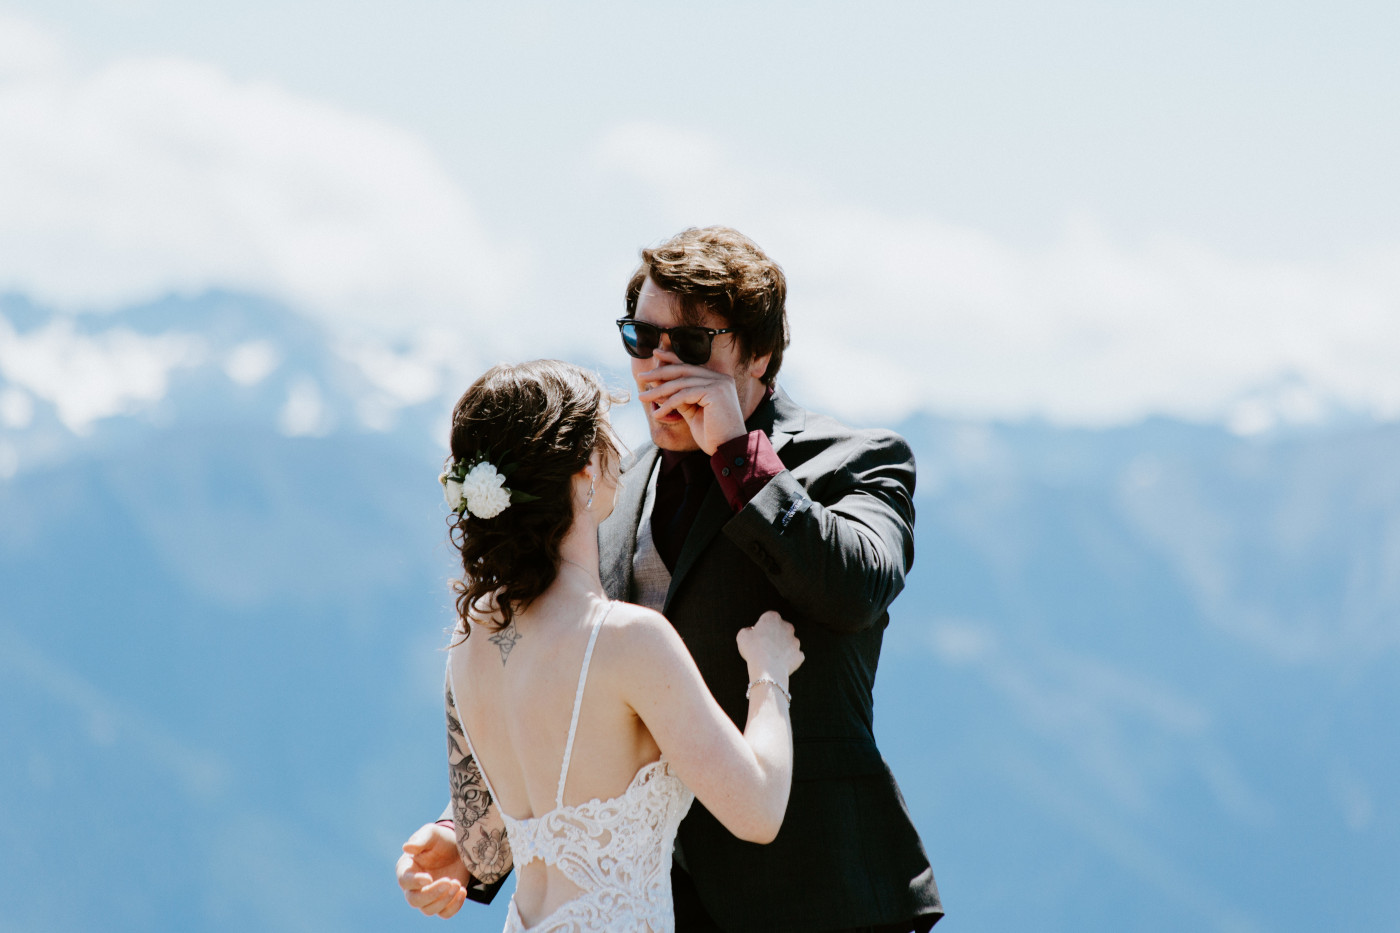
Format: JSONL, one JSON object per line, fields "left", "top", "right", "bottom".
{"left": 615, "top": 318, "right": 735, "bottom": 366}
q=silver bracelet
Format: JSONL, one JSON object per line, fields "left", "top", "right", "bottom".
{"left": 746, "top": 677, "right": 791, "bottom": 705}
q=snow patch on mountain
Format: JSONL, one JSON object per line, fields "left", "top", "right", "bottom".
{"left": 0, "top": 311, "right": 205, "bottom": 433}
{"left": 0, "top": 292, "right": 508, "bottom": 477}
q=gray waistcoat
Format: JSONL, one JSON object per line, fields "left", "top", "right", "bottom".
{"left": 630, "top": 459, "right": 671, "bottom": 613}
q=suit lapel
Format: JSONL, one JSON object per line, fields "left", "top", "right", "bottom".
{"left": 768, "top": 385, "right": 805, "bottom": 454}
{"left": 663, "top": 482, "right": 728, "bottom": 611}
{"left": 600, "top": 444, "right": 658, "bottom": 602}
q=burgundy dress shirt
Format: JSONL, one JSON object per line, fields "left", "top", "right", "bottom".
{"left": 649, "top": 426, "right": 785, "bottom": 573}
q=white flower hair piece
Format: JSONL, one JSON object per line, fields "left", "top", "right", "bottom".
{"left": 439, "top": 454, "right": 538, "bottom": 519}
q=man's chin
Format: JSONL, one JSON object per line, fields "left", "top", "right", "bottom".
{"left": 646, "top": 416, "right": 700, "bottom": 452}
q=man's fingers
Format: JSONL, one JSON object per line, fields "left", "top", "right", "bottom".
{"left": 637, "top": 363, "right": 727, "bottom": 392}
{"left": 653, "top": 394, "right": 699, "bottom": 418}
{"left": 639, "top": 373, "right": 723, "bottom": 399}
{"left": 644, "top": 381, "right": 716, "bottom": 417}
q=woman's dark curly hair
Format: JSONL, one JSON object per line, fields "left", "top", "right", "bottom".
{"left": 447, "top": 360, "right": 624, "bottom": 636}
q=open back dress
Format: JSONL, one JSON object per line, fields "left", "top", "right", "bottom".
{"left": 447, "top": 601, "right": 694, "bottom": 932}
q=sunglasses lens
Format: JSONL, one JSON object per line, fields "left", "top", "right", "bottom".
{"left": 670, "top": 327, "right": 712, "bottom": 365}
{"left": 619, "top": 321, "right": 658, "bottom": 359}
{"left": 618, "top": 320, "right": 717, "bottom": 364}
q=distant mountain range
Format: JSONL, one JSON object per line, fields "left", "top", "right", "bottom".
{"left": 2, "top": 293, "right": 1395, "bottom": 932}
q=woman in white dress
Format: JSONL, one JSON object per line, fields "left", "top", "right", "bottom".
{"left": 407, "top": 360, "right": 803, "bottom": 932}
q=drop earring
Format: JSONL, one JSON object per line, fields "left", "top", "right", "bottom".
{"left": 586, "top": 478, "right": 595, "bottom": 510}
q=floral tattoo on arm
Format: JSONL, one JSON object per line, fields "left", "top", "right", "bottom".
{"left": 446, "top": 680, "right": 512, "bottom": 884}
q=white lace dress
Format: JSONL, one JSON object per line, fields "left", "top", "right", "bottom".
{"left": 447, "top": 602, "right": 695, "bottom": 933}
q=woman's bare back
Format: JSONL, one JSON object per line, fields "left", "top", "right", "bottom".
{"left": 450, "top": 590, "right": 679, "bottom": 927}
{"left": 453, "top": 595, "right": 661, "bottom": 817}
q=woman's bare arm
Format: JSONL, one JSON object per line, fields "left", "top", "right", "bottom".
{"left": 616, "top": 608, "right": 803, "bottom": 843}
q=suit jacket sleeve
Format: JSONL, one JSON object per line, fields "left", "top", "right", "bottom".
{"left": 721, "top": 427, "right": 915, "bottom": 634}
{"left": 443, "top": 671, "right": 512, "bottom": 904}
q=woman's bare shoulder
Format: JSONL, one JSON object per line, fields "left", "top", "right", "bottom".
{"left": 604, "top": 601, "right": 671, "bottom": 635}
{"left": 601, "top": 602, "right": 686, "bottom": 661}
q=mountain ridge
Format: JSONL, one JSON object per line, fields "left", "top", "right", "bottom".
{"left": 2, "top": 291, "right": 1396, "bottom": 931}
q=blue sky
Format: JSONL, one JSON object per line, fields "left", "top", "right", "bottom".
{"left": 2, "top": 1, "right": 1398, "bottom": 428}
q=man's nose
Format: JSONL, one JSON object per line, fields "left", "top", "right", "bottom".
{"left": 652, "top": 334, "right": 681, "bottom": 363}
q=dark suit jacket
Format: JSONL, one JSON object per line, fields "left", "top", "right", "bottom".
{"left": 599, "top": 388, "right": 942, "bottom": 933}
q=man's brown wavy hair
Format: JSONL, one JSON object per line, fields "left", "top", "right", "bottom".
{"left": 624, "top": 226, "right": 789, "bottom": 386}
{"left": 446, "top": 360, "right": 623, "bottom": 635}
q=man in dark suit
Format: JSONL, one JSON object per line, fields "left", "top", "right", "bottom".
{"left": 398, "top": 227, "right": 942, "bottom": 932}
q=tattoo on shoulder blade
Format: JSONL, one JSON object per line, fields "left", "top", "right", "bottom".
{"left": 488, "top": 619, "right": 521, "bottom": 666}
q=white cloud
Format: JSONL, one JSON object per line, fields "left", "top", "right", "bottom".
{"left": 0, "top": 313, "right": 204, "bottom": 433}
{"left": 593, "top": 122, "right": 1400, "bottom": 426}
{"left": 0, "top": 13, "right": 517, "bottom": 329}
{"left": 223, "top": 340, "right": 281, "bottom": 386}
{"left": 336, "top": 337, "right": 445, "bottom": 409}
{"left": 0, "top": 385, "right": 35, "bottom": 428}
{"left": 277, "top": 376, "right": 329, "bottom": 437}
{"left": 0, "top": 12, "right": 66, "bottom": 80}
{"left": 591, "top": 122, "right": 729, "bottom": 213}
{"left": 332, "top": 328, "right": 495, "bottom": 433}
{"left": 4, "top": 17, "right": 1394, "bottom": 433}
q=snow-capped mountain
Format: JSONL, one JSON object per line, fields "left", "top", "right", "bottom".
{"left": 1, "top": 293, "right": 1396, "bottom": 932}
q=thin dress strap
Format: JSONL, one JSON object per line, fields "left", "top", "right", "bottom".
{"left": 556, "top": 599, "right": 613, "bottom": 809}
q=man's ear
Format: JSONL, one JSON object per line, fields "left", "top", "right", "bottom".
{"left": 747, "top": 353, "right": 772, "bottom": 381}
